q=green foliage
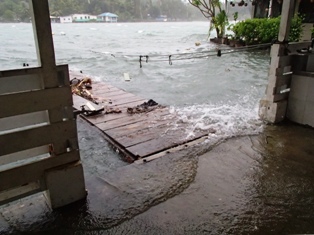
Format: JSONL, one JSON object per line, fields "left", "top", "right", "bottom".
{"left": 232, "top": 16, "right": 303, "bottom": 45}
{"left": 189, "top": 0, "right": 227, "bottom": 38}
{"left": 0, "top": 0, "right": 30, "bottom": 22}
{"left": 212, "top": 10, "right": 228, "bottom": 38}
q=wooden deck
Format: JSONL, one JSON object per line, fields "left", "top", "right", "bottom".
{"left": 71, "top": 73, "right": 213, "bottom": 162}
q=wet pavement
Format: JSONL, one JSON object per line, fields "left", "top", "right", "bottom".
{"left": 1, "top": 119, "right": 314, "bottom": 235}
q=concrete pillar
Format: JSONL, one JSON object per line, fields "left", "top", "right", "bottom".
{"left": 45, "top": 162, "right": 87, "bottom": 209}
{"left": 259, "top": 0, "right": 296, "bottom": 123}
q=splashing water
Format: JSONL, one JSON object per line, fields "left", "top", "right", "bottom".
{"left": 171, "top": 91, "right": 264, "bottom": 144}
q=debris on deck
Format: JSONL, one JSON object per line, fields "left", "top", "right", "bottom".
{"left": 70, "top": 72, "right": 213, "bottom": 162}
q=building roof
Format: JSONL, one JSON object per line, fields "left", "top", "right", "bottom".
{"left": 98, "top": 12, "right": 118, "bottom": 18}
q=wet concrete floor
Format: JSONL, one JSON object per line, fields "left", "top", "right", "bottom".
{"left": 1, "top": 118, "right": 314, "bottom": 235}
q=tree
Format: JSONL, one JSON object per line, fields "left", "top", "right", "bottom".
{"left": 3, "top": 9, "right": 15, "bottom": 22}
{"left": 188, "top": 0, "right": 228, "bottom": 38}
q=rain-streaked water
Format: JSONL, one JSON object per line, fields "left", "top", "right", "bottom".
{"left": 0, "top": 22, "right": 269, "bottom": 142}
{"left": 2, "top": 22, "right": 314, "bottom": 235}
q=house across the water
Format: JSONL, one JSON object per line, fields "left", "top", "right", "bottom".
{"left": 97, "top": 13, "right": 118, "bottom": 23}
{"left": 72, "top": 14, "right": 97, "bottom": 23}
{"left": 60, "top": 16, "right": 72, "bottom": 23}
{"left": 50, "top": 16, "right": 60, "bottom": 23}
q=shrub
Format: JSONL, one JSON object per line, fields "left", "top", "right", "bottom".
{"left": 232, "top": 16, "right": 303, "bottom": 45}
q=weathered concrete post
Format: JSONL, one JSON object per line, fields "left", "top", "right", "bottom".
{"left": 259, "top": 0, "right": 296, "bottom": 123}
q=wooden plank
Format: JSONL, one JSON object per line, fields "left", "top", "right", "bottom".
{"left": 91, "top": 88, "right": 124, "bottom": 96}
{"left": 72, "top": 94, "right": 104, "bottom": 112}
{"left": 0, "top": 65, "right": 66, "bottom": 79}
{"left": 92, "top": 82, "right": 116, "bottom": 89}
{"left": 0, "top": 67, "right": 42, "bottom": 79}
{"left": 0, "top": 86, "right": 72, "bottom": 118}
{"left": 97, "top": 108, "right": 170, "bottom": 131}
{"left": 0, "top": 181, "right": 41, "bottom": 206}
{"left": 127, "top": 130, "right": 208, "bottom": 158}
{"left": 103, "top": 117, "right": 174, "bottom": 139}
{"left": 109, "top": 99, "right": 149, "bottom": 109}
{"left": 0, "top": 151, "right": 80, "bottom": 191}
{"left": 91, "top": 83, "right": 120, "bottom": 91}
{"left": 134, "top": 136, "right": 208, "bottom": 164}
{"left": 0, "top": 145, "right": 49, "bottom": 166}
{"left": 124, "top": 73, "right": 131, "bottom": 81}
{"left": 107, "top": 96, "right": 146, "bottom": 106}
{"left": 108, "top": 93, "right": 138, "bottom": 101}
{"left": 31, "top": 0, "right": 58, "bottom": 88}
{"left": 0, "top": 120, "right": 77, "bottom": 157}
{"left": 0, "top": 74, "right": 43, "bottom": 95}
{"left": 116, "top": 124, "right": 172, "bottom": 148}
{"left": 0, "top": 111, "right": 49, "bottom": 133}
{"left": 101, "top": 93, "right": 135, "bottom": 101}
{"left": 84, "top": 112, "right": 128, "bottom": 125}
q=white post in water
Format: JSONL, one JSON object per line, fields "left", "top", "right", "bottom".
{"left": 259, "top": 0, "right": 295, "bottom": 123}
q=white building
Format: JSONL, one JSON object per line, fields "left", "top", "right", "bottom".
{"left": 60, "top": 16, "right": 72, "bottom": 23}
{"left": 97, "top": 13, "right": 118, "bottom": 23}
{"left": 72, "top": 14, "right": 97, "bottom": 23}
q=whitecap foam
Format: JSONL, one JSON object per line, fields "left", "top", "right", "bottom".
{"left": 170, "top": 94, "right": 264, "bottom": 145}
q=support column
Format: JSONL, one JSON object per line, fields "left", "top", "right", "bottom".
{"left": 259, "top": 0, "right": 296, "bottom": 123}
{"left": 30, "top": 0, "right": 58, "bottom": 88}
{"left": 29, "top": 0, "right": 87, "bottom": 208}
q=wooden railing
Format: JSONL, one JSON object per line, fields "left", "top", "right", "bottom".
{"left": 0, "top": 65, "right": 84, "bottom": 207}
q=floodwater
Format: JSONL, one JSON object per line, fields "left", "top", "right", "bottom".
{"left": 1, "top": 120, "right": 314, "bottom": 234}
{"left": 0, "top": 21, "right": 268, "bottom": 143}
{"left": 1, "top": 22, "right": 314, "bottom": 234}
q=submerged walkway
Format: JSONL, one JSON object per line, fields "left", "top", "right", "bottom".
{"left": 70, "top": 73, "right": 213, "bottom": 162}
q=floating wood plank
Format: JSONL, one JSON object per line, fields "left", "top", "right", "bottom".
{"left": 98, "top": 108, "right": 170, "bottom": 131}
{"left": 126, "top": 129, "right": 208, "bottom": 158}
{"left": 124, "top": 73, "right": 131, "bottom": 81}
{"left": 72, "top": 94, "right": 104, "bottom": 113}
{"left": 70, "top": 74, "right": 213, "bottom": 162}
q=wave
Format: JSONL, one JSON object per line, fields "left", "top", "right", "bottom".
{"left": 170, "top": 94, "right": 264, "bottom": 144}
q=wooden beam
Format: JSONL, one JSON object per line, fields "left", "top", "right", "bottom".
{"left": 0, "top": 111, "right": 49, "bottom": 133}
{"left": 0, "top": 181, "right": 41, "bottom": 206}
{"left": 0, "top": 86, "right": 72, "bottom": 118}
{"left": 0, "top": 145, "right": 49, "bottom": 166}
{"left": 0, "top": 120, "right": 77, "bottom": 156}
{"left": 30, "top": 0, "right": 58, "bottom": 88}
{"left": 0, "top": 151, "right": 80, "bottom": 191}
{"left": 0, "top": 65, "right": 68, "bottom": 79}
